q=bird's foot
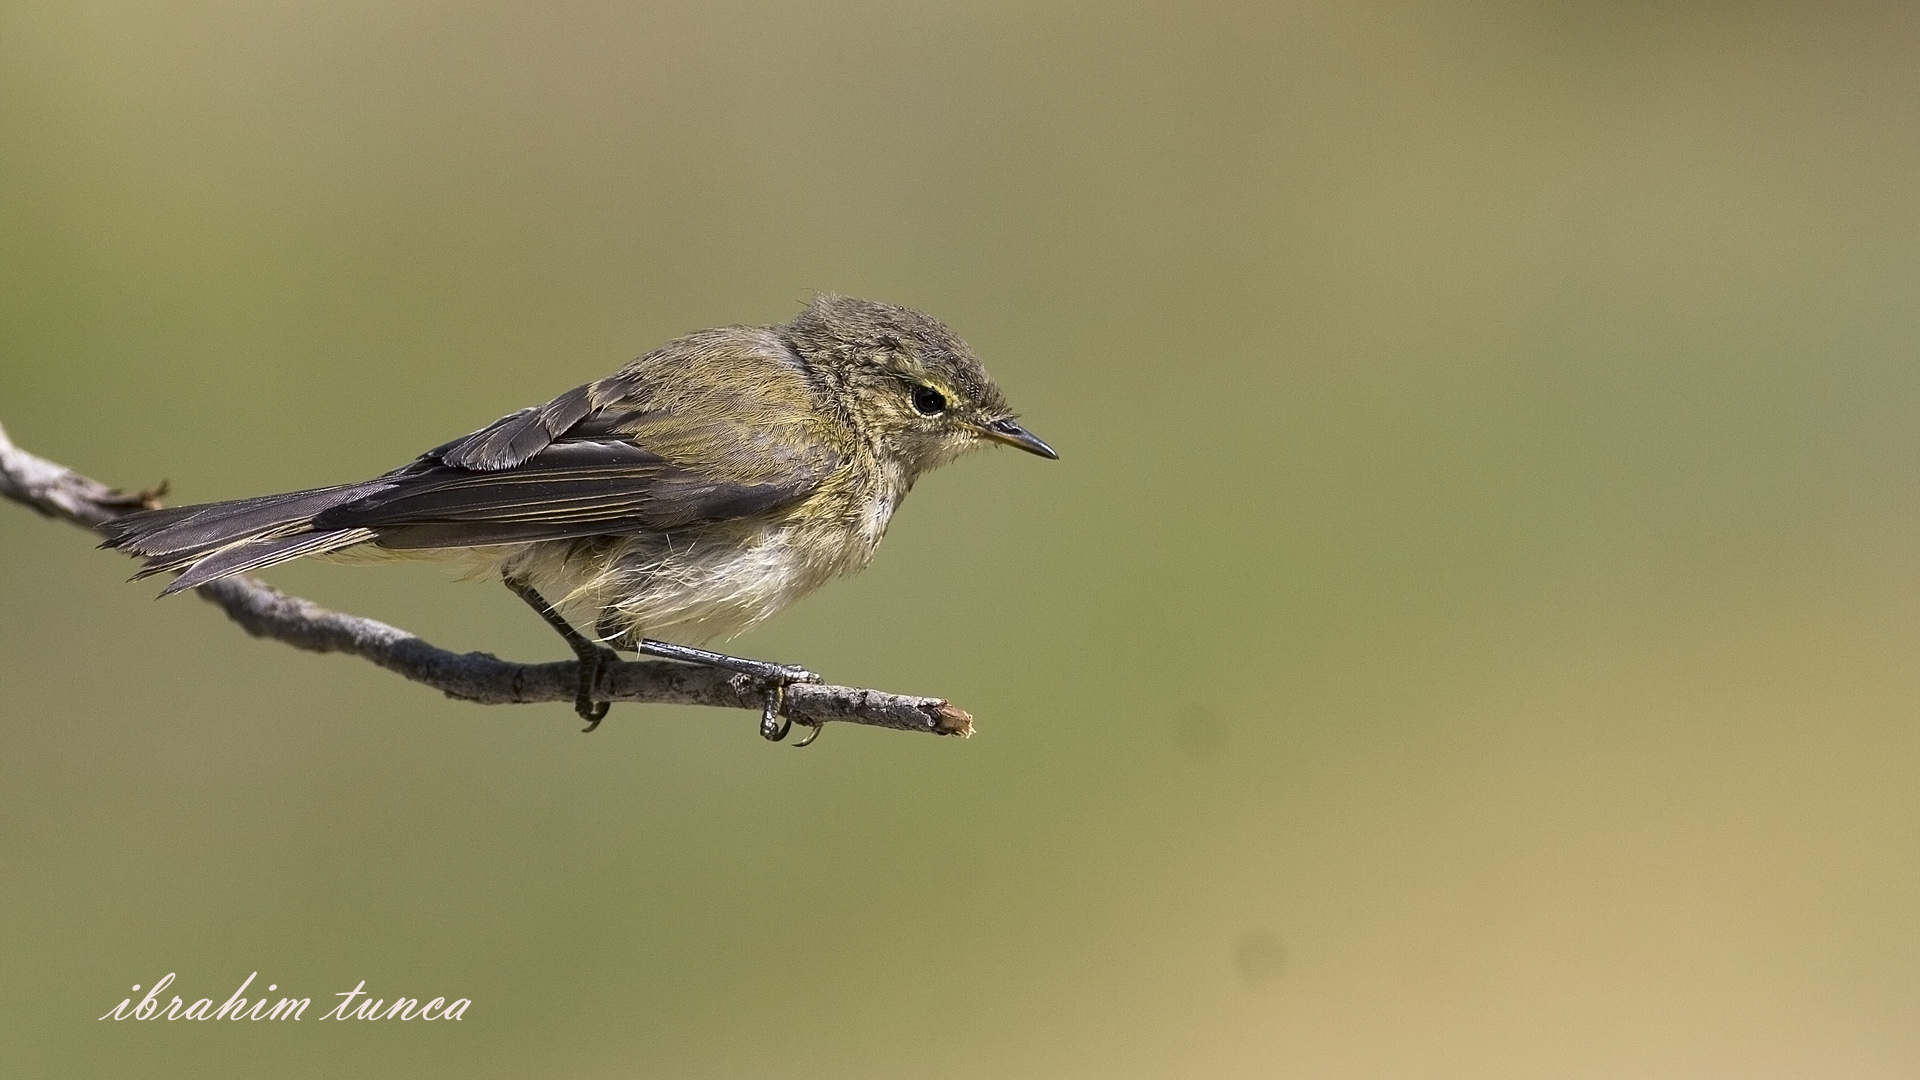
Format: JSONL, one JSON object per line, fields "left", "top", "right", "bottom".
{"left": 572, "top": 644, "right": 621, "bottom": 732}
{"left": 756, "top": 665, "right": 823, "bottom": 743}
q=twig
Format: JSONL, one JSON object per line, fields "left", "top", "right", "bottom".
{"left": 0, "top": 421, "right": 973, "bottom": 738}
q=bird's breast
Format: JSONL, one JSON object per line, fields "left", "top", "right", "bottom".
{"left": 547, "top": 464, "right": 908, "bottom": 646}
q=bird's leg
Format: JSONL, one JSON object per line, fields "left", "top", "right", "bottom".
{"left": 593, "top": 615, "right": 819, "bottom": 741}
{"left": 594, "top": 609, "right": 820, "bottom": 742}
{"left": 632, "top": 639, "right": 821, "bottom": 742}
{"left": 627, "top": 638, "right": 818, "bottom": 686}
{"left": 503, "top": 577, "right": 617, "bottom": 732}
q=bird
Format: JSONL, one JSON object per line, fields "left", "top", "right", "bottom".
{"left": 100, "top": 295, "right": 1056, "bottom": 740}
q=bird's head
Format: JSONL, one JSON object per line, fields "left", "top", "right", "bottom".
{"left": 779, "top": 295, "right": 1056, "bottom": 480}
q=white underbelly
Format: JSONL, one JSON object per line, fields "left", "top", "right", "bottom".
{"left": 509, "top": 522, "right": 880, "bottom": 646}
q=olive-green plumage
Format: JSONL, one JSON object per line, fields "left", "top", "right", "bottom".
{"left": 102, "top": 296, "right": 1055, "bottom": 655}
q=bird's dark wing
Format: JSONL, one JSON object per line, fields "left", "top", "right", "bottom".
{"left": 322, "top": 437, "right": 829, "bottom": 549}
{"left": 317, "top": 353, "right": 844, "bottom": 549}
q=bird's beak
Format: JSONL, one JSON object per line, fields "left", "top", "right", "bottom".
{"left": 980, "top": 417, "right": 1059, "bottom": 459}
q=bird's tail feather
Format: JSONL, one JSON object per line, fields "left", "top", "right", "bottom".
{"left": 155, "top": 528, "right": 378, "bottom": 594}
{"left": 100, "top": 484, "right": 381, "bottom": 593}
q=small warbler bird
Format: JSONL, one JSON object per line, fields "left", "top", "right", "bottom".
{"left": 102, "top": 296, "right": 1055, "bottom": 739}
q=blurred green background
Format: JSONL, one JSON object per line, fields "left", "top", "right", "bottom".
{"left": 5, "top": 1, "right": 1920, "bottom": 1076}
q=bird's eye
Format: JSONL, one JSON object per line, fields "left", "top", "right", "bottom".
{"left": 911, "top": 385, "right": 948, "bottom": 416}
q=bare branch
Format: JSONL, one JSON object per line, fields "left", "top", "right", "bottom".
{"left": 0, "top": 421, "right": 973, "bottom": 738}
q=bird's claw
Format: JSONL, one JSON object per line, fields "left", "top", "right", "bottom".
{"left": 575, "top": 645, "right": 620, "bottom": 732}
{"left": 761, "top": 682, "right": 792, "bottom": 742}
{"left": 760, "top": 668, "right": 821, "bottom": 745}
{"left": 756, "top": 666, "right": 823, "bottom": 744}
